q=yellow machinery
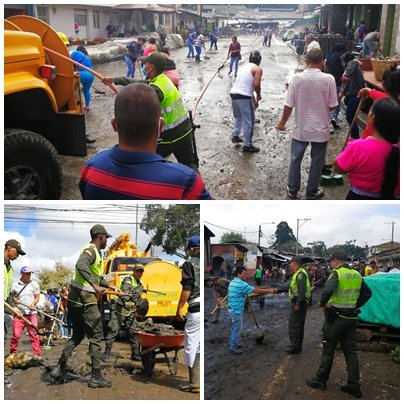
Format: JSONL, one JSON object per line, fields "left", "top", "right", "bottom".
{"left": 102, "top": 233, "right": 186, "bottom": 319}
{"left": 4, "top": 15, "right": 87, "bottom": 199}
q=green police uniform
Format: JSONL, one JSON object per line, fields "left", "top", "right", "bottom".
{"left": 315, "top": 265, "right": 372, "bottom": 391}
{"left": 287, "top": 267, "right": 311, "bottom": 352}
{"left": 59, "top": 243, "right": 109, "bottom": 371}
{"left": 104, "top": 275, "right": 142, "bottom": 360}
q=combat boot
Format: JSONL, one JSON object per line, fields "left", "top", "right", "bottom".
{"left": 49, "top": 359, "right": 67, "bottom": 382}
{"left": 88, "top": 368, "right": 112, "bottom": 388}
{"left": 179, "top": 353, "right": 200, "bottom": 393}
{"left": 102, "top": 343, "right": 112, "bottom": 361}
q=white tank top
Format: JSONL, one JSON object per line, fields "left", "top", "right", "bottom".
{"left": 230, "top": 63, "right": 255, "bottom": 97}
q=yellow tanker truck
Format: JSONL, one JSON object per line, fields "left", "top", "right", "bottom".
{"left": 4, "top": 15, "right": 87, "bottom": 199}
{"left": 101, "top": 233, "right": 186, "bottom": 320}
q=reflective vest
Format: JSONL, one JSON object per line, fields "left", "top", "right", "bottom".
{"left": 71, "top": 244, "right": 102, "bottom": 292}
{"left": 150, "top": 74, "right": 188, "bottom": 131}
{"left": 328, "top": 266, "right": 362, "bottom": 309}
{"left": 4, "top": 260, "right": 13, "bottom": 299}
{"left": 288, "top": 268, "right": 311, "bottom": 301}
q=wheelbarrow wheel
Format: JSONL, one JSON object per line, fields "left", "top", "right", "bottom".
{"left": 141, "top": 351, "right": 156, "bottom": 377}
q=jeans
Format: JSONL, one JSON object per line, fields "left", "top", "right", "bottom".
{"left": 288, "top": 139, "right": 328, "bottom": 194}
{"left": 229, "top": 56, "right": 240, "bottom": 75}
{"left": 79, "top": 70, "right": 95, "bottom": 107}
{"left": 345, "top": 96, "right": 361, "bottom": 138}
{"left": 124, "top": 54, "right": 135, "bottom": 78}
{"left": 10, "top": 314, "right": 41, "bottom": 355}
{"left": 363, "top": 40, "right": 375, "bottom": 58}
{"left": 187, "top": 43, "right": 194, "bottom": 57}
{"left": 231, "top": 98, "right": 255, "bottom": 147}
{"left": 195, "top": 45, "right": 202, "bottom": 56}
{"left": 210, "top": 41, "right": 217, "bottom": 50}
{"left": 228, "top": 308, "right": 243, "bottom": 351}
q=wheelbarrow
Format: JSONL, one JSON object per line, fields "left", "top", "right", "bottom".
{"left": 134, "top": 331, "right": 185, "bottom": 377}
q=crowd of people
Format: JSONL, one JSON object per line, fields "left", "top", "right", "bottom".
{"left": 4, "top": 231, "right": 201, "bottom": 393}
{"left": 61, "top": 24, "right": 400, "bottom": 201}
{"left": 207, "top": 249, "right": 377, "bottom": 397}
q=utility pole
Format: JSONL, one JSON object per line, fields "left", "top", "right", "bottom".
{"left": 296, "top": 218, "right": 311, "bottom": 256}
{"left": 385, "top": 221, "right": 395, "bottom": 267}
{"left": 258, "top": 222, "right": 275, "bottom": 247}
{"left": 135, "top": 205, "right": 138, "bottom": 245}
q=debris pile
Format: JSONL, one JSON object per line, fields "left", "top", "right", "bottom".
{"left": 5, "top": 352, "right": 44, "bottom": 369}
{"left": 133, "top": 318, "right": 182, "bottom": 335}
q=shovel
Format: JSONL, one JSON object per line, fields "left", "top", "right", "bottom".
{"left": 321, "top": 96, "right": 365, "bottom": 186}
{"left": 247, "top": 296, "right": 264, "bottom": 344}
{"left": 4, "top": 301, "right": 46, "bottom": 336}
{"left": 204, "top": 295, "right": 228, "bottom": 325}
{"left": 203, "top": 46, "right": 210, "bottom": 59}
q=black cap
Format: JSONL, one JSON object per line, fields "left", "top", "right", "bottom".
{"left": 330, "top": 249, "right": 347, "bottom": 261}
{"left": 144, "top": 52, "right": 167, "bottom": 72}
{"left": 5, "top": 239, "right": 26, "bottom": 255}
{"left": 90, "top": 224, "right": 112, "bottom": 238}
{"left": 290, "top": 256, "right": 302, "bottom": 265}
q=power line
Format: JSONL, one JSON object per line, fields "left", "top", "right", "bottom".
{"left": 204, "top": 221, "right": 258, "bottom": 234}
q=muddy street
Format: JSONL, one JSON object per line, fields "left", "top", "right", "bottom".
{"left": 4, "top": 336, "right": 198, "bottom": 400}
{"left": 204, "top": 285, "right": 400, "bottom": 400}
{"left": 61, "top": 35, "right": 350, "bottom": 200}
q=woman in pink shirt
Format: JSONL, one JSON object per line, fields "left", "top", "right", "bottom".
{"left": 333, "top": 98, "right": 399, "bottom": 200}
{"left": 359, "top": 64, "right": 400, "bottom": 139}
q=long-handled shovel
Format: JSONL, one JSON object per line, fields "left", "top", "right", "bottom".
{"left": 203, "top": 46, "right": 210, "bottom": 59}
{"left": 18, "top": 302, "right": 66, "bottom": 325}
{"left": 204, "top": 295, "right": 228, "bottom": 325}
{"left": 321, "top": 96, "right": 365, "bottom": 186}
{"left": 4, "top": 301, "right": 45, "bottom": 336}
{"left": 247, "top": 296, "right": 264, "bottom": 344}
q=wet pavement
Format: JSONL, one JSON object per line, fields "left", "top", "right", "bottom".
{"left": 61, "top": 35, "right": 350, "bottom": 200}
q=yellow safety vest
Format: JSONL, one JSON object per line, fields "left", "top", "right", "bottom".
{"left": 288, "top": 268, "right": 311, "bottom": 301}
{"left": 150, "top": 74, "right": 188, "bottom": 131}
{"left": 328, "top": 267, "right": 362, "bottom": 309}
{"left": 4, "top": 260, "right": 13, "bottom": 299}
{"left": 71, "top": 244, "right": 102, "bottom": 292}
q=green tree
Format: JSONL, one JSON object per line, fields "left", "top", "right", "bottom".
{"left": 272, "top": 221, "right": 296, "bottom": 249}
{"left": 326, "top": 241, "right": 367, "bottom": 260}
{"left": 140, "top": 204, "right": 199, "bottom": 259}
{"left": 37, "top": 261, "right": 74, "bottom": 291}
{"left": 220, "top": 231, "right": 245, "bottom": 243}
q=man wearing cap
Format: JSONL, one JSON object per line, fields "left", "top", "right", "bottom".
{"left": 306, "top": 250, "right": 372, "bottom": 398}
{"left": 80, "top": 83, "right": 213, "bottom": 200}
{"left": 276, "top": 256, "right": 311, "bottom": 354}
{"left": 176, "top": 236, "right": 201, "bottom": 393}
{"left": 4, "top": 239, "right": 26, "bottom": 388}
{"left": 50, "top": 224, "right": 122, "bottom": 388}
{"left": 104, "top": 52, "right": 198, "bottom": 171}
{"left": 10, "top": 266, "right": 41, "bottom": 356}
{"left": 103, "top": 264, "right": 145, "bottom": 362}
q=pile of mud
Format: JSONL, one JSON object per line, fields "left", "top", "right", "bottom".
{"left": 133, "top": 318, "right": 182, "bottom": 335}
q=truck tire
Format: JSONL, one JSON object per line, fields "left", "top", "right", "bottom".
{"left": 5, "top": 129, "right": 62, "bottom": 200}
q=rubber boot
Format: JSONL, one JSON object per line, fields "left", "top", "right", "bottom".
{"left": 131, "top": 347, "right": 141, "bottom": 361}
{"left": 195, "top": 54, "right": 201, "bottom": 63}
{"left": 49, "top": 359, "right": 67, "bottom": 382}
{"left": 102, "top": 343, "right": 112, "bottom": 361}
{"left": 88, "top": 368, "right": 112, "bottom": 388}
{"left": 179, "top": 353, "right": 200, "bottom": 393}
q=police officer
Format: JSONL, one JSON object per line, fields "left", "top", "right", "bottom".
{"left": 103, "top": 264, "right": 145, "bottom": 361}
{"left": 278, "top": 256, "right": 311, "bottom": 354}
{"left": 176, "top": 236, "right": 200, "bottom": 393}
{"left": 306, "top": 250, "right": 372, "bottom": 398}
{"left": 50, "top": 225, "right": 121, "bottom": 388}
{"left": 4, "top": 239, "right": 26, "bottom": 388}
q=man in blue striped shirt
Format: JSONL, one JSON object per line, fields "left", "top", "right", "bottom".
{"left": 228, "top": 267, "right": 276, "bottom": 354}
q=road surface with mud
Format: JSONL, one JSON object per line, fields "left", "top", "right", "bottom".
{"left": 61, "top": 35, "right": 351, "bottom": 200}
{"left": 204, "top": 285, "right": 400, "bottom": 400}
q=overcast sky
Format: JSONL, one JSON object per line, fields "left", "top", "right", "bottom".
{"left": 203, "top": 202, "right": 400, "bottom": 248}
{"left": 4, "top": 203, "right": 196, "bottom": 283}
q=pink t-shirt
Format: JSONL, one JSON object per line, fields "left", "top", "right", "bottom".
{"left": 336, "top": 138, "right": 392, "bottom": 192}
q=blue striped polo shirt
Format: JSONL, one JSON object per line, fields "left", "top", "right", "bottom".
{"left": 79, "top": 146, "right": 213, "bottom": 200}
{"left": 228, "top": 277, "right": 254, "bottom": 315}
